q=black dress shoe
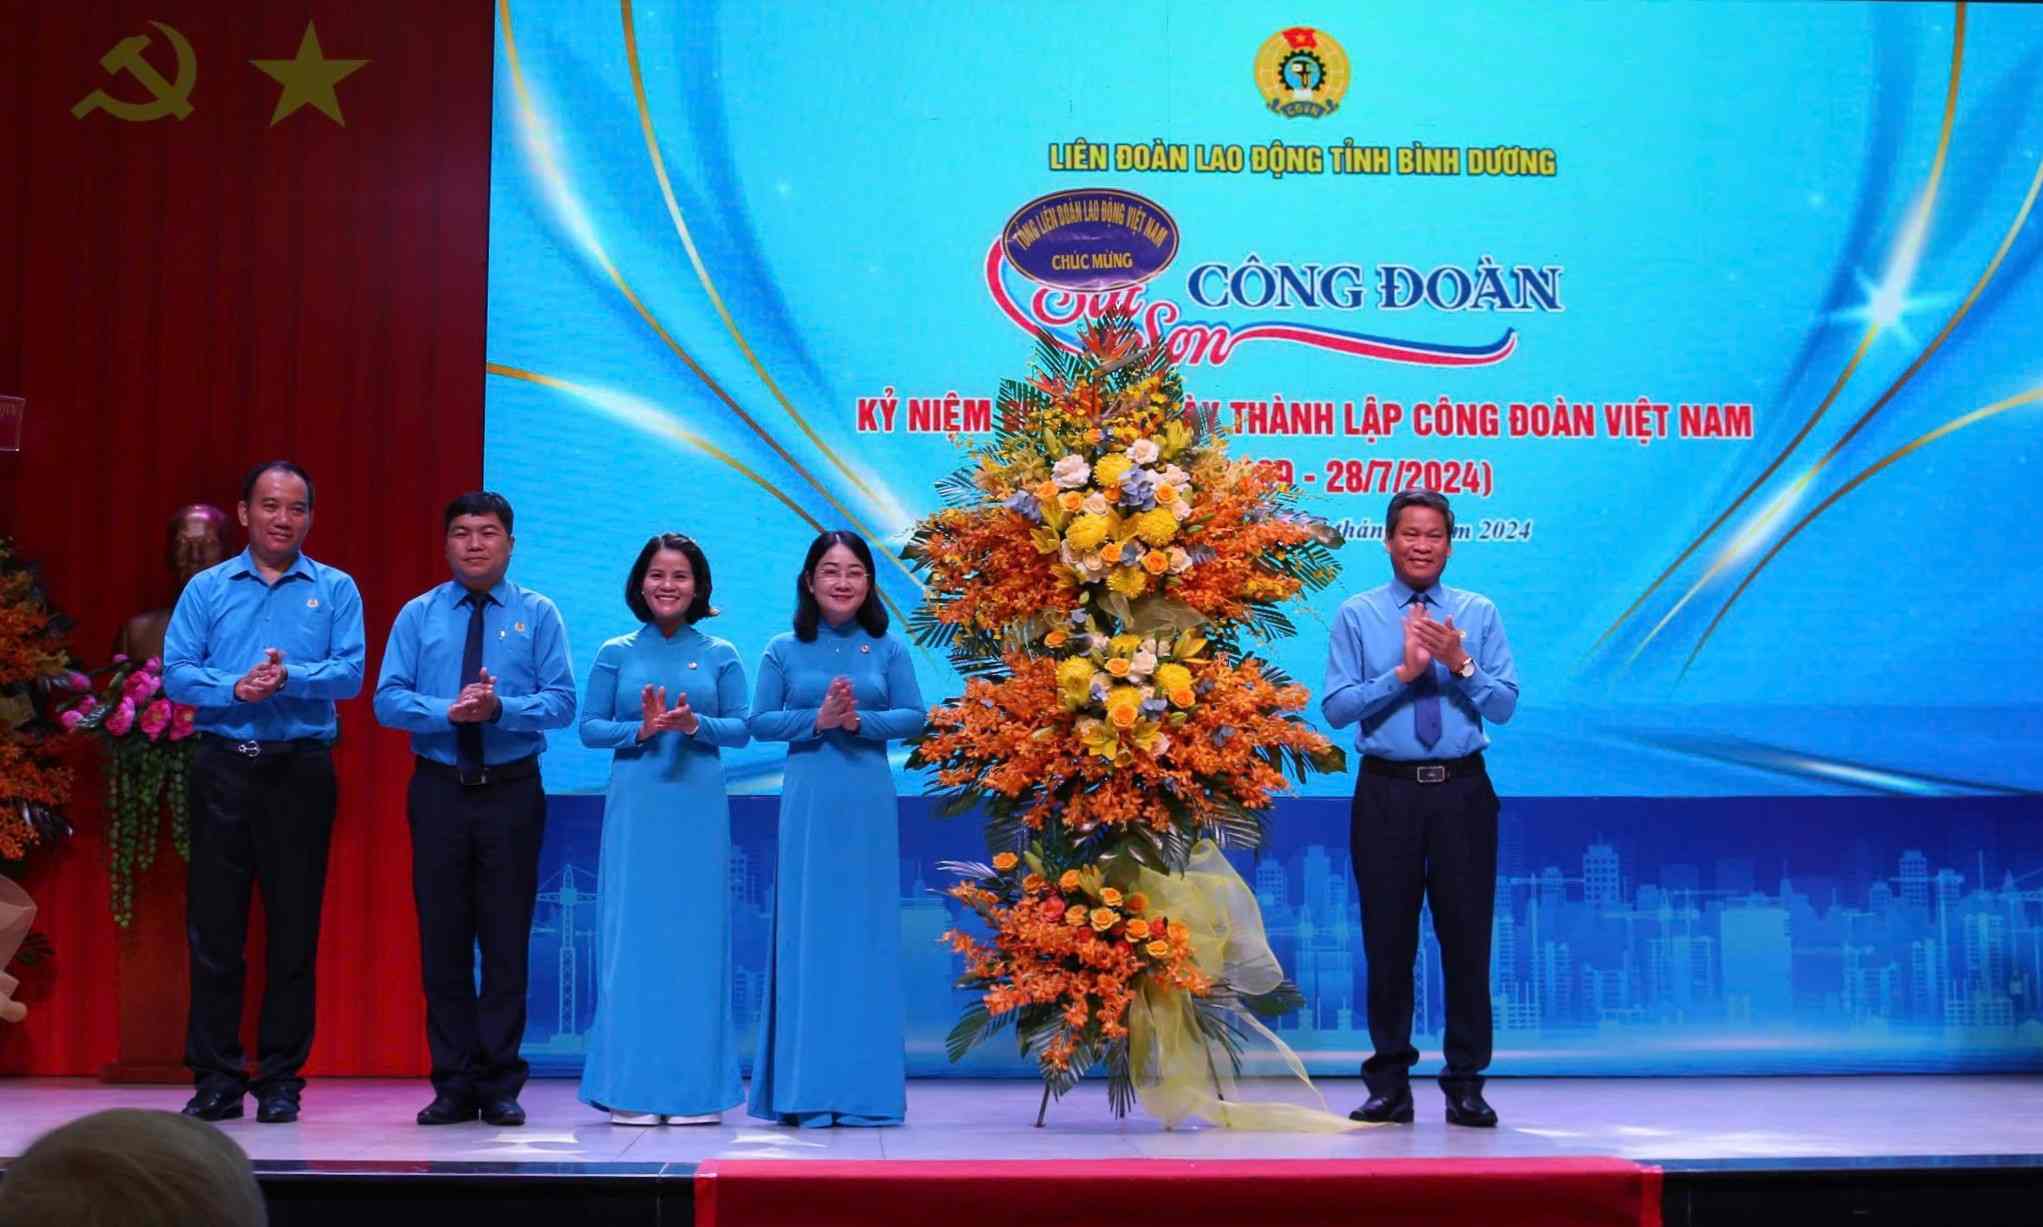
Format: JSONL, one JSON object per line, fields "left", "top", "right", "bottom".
{"left": 479, "top": 1097, "right": 525, "bottom": 1127}
{"left": 1443, "top": 1085, "right": 1498, "bottom": 1127}
{"left": 1349, "top": 1085, "right": 1415, "bottom": 1124}
{"left": 255, "top": 1092, "right": 300, "bottom": 1124}
{"left": 417, "top": 1095, "right": 479, "bottom": 1126}
{"left": 181, "top": 1088, "right": 244, "bottom": 1122}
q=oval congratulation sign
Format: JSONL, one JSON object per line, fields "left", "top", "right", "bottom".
{"left": 1001, "top": 188, "right": 1179, "bottom": 292}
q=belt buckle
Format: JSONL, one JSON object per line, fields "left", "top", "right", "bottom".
{"left": 458, "top": 765, "right": 490, "bottom": 787}
{"left": 1416, "top": 764, "right": 1447, "bottom": 784}
{"left": 234, "top": 740, "right": 262, "bottom": 759}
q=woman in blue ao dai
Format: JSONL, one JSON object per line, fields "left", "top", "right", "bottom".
{"left": 578, "top": 534, "right": 748, "bottom": 1126}
{"left": 747, "top": 531, "right": 925, "bottom": 1127}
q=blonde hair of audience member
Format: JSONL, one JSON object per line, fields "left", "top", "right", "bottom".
{"left": 0, "top": 1109, "right": 266, "bottom": 1227}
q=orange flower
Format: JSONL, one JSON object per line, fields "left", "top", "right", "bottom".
{"left": 1089, "top": 907, "right": 1119, "bottom": 932}
{"left": 1058, "top": 490, "right": 1085, "bottom": 512}
{"left": 1058, "top": 869, "right": 1081, "bottom": 891}
{"left": 1141, "top": 550, "right": 1170, "bottom": 575}
{"left": 1064, "top": 904, "right": 1089, "bottom": 926}
{"left": 1100, "top": 540, "right": 1125, "bottom": 564}
{"left": 991, "top": 851, "right": 1019, "bottom": 871}
{"left": 1124, "top": 892, "right": 1148, "bottom": 914}
{"left": 1145, "top": 940, "right": 1172, "bottom": 957}
{"left": 1044, "top": 628, "right": 1069, "bottom": 648}
{"left": 1124, "top": 918, "right": 1151, "bottom": 940}
{"left": 1168, "top": 687, "right": 1195, "bottom": 708}
{"left": 1104, "top": 657, "right": 1131, "bottom": 677}
{"left": 1022, "top": 873, "right": 1047, "bottom": 894}
{"left": 1100, "top": 887, "right": 1124, "bottom": 907}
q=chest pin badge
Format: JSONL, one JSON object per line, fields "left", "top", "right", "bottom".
{"left": 859, "top": 644, "right": 871, "bottom": 654}
{"left": 688, "top": 661, "right": 699, "bottom": 670}
{"left": 306, "top": 597, "right": 319, "bottom": 608}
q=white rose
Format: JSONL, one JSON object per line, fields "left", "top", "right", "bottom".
{"left": 1168, "top": 547, "right": 1193, "bottom": 573}
{"left": 1082, "top": 491, "right": 1110, "bottom": 516}
{"left": 1150, "top": 733, "right": 1171, "bottom": 758}
{"left": 1128, "top": 438, "right": 1160, "bottom": 465}
{"left": 1161, "top": 465, "right": 1189, "bottom": 486}
{"left": 1052, "top": 454, "right": 1091, "bottom": 488}
{"left": 1131, "top": 650, "right": 1159, "bottom": 677}
{"left": 1169, "top": 499, "right": 1193, "bottom": 521}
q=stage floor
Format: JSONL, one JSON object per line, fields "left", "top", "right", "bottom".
{"left": 2, "top": 1074, "right": 2037, "bottom": 1166}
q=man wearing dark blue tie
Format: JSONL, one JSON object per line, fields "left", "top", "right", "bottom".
{"left": 1321, "top": 489, "right": 1518, "bottom": 1128}
{"left": 373, "top": 492, "right": 575, "bottom": 1127}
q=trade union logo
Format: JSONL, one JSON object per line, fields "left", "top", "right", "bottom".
{"left": 1255, "top": 26, "right": 1349, "bottom": 119}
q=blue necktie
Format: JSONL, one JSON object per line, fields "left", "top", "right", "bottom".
{"left": 457, "top": 592, "right": 486, "bottom": 772}
{"left": 1411, "top": 595, "right": 1441, "bottom": 749}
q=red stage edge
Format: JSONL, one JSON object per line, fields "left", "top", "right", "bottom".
{"left": 693, "top": 1157, "right": 1665, "bottom": 1227}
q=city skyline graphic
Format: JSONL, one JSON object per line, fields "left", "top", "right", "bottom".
{"left": 522, "top": 795, "right": 2043, "bottom": 1078}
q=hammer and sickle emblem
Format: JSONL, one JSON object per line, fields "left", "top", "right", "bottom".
{"left": 71, "top": 21, "right": 198, "bottom": 122}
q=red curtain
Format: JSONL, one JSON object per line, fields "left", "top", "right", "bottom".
{"left": 0, "top": 1, "right": 494, "bottom": 1075}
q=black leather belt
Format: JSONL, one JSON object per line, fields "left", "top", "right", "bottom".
{"left": 1363, "top": 751, "right": 1485, "bottom": 785}
{"left": 198, "top": 733, "right": 333, "bottom": 759}
{"left": 415, "top": 754, "right": 540, "bottom": 788}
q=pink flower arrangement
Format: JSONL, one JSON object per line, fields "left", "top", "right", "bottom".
{"left": 139, "top": 698, "right": 173, "bottom": 741}
{"left": 124, "top": 668, "right": 161, "bottom": 702}
{"left": 104, "top": 697, "right": 136, "bottom": 737}
{"left": 58, "top": 701, "right": 91, "bottom": 731}
{"left": 168, "top": 705, "right": 196, "bottom": 741}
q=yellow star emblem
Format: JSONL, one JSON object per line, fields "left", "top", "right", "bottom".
{"left": 251, "top": 22, "right": 367, "bottom": 127}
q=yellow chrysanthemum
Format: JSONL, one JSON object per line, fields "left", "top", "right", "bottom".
{"left": 1065, "top": 512, "right": 1111, "bottom": 552}
{"left": 1056, "top": 657, "right": 1097, "bottom": 706}
{"left": 1107, "top": 567, "right": 1149, "bottom": 598}
{"left": 1152, "top": 663, "right": 1192, "bottom": 696}
{"left": 1132, "top": 506, "right": 1180, "bottom": 546}
{"left": 992, "top": 851, "right": 1019, "bottom": 871}
{"left": 1109, "top": 634, "right": 1142, "bottom": 655}
{"left": 1092, "top": 453, "right": 1134, "bottom": 488}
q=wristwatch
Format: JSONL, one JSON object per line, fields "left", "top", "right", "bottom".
{"left": 1453, "top": 655, "right": 1476, "bottom": 679}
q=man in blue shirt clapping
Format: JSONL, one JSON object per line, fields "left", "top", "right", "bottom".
{"left": 374, "top": 492, "right": 575, "bottom": 1128}
{"left": 1322, "top": 489, "right": 1519, "bottom": 1129}
{"left": 164, "top": 460, "right": 366, "bottom": 1126}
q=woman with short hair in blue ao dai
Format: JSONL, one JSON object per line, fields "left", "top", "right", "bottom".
{"left": 578, "top": 534, "right": 748, "bottom": 1126}
{"left": 746, "top": 530, "right": 926, "bottom": 1127}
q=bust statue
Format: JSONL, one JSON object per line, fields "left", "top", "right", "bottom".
{"left": 114, "top": 504, "right": 228, "bottom": 664}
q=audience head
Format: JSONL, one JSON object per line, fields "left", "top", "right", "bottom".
{"left": 0, "top": 1108, "right": 267, "bottom": 1227}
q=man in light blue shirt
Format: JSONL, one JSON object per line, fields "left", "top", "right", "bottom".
{"left": 374, "top": 491, "right": 573, "bottom": 1128}
{"left": 1322, "top": 489, "right": 1518, "bottom": 1129}
{"left": 163, "top": 460, "right": 365, "bottom": 1125}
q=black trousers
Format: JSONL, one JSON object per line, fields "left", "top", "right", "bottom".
{"left": 185, "top": 737, "right": 337, "bottom": 1096}
{"left": 1350, "top": 765, "right": 1499, "bottom": 1094}
{"left": 407, "top": 762, "right": 546, "bottom": 1102}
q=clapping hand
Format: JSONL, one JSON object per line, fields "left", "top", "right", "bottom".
{"left": 449, "top": 666, "right": 500, "bottom": 723}
{"left": 1396, "top": 603, "right": 1433, "bottom": 684}
{"left": 636, "top": 684, "right": 700, "bottom": 741}
{"left": 815, "top": 676, "right": 860, "bottom": 732}
{"left": 1410, "top": 605, "right": 1470, "bottom": 674}
{"left": 234, "top": 647, "right": 287, "bottom": 702}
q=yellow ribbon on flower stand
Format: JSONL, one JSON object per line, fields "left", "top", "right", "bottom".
{"left": 1126, "top": 840, "right": 1374, "bottom": 1131}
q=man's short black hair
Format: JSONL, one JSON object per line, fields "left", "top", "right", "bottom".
{"left": 625, "top": 533, "right": 717, "bottom": 624}
{"left": 443, "top": 491, "right": 515, "bottom": 534}
{"left": 241, "top": 460, "right": 315, "bottom": 509}
{"left": 1386, "top": 488, "right": 1453, "bottom": 537}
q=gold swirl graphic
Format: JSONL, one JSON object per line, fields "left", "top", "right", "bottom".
{"left": 1593, "top": 3, "right": 1968, "bottom": 658}
{"left": 495, "top": 0, "right": 921, "bottom": 593}
{"left": 1682, "top": 383, "right": 2043, "bottom": 676}
{"left": 619, "top": 0, "right": 889, "bottom": 515}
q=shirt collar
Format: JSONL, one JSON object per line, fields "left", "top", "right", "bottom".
{"left": 228, "top": 547, "right": 313, "bottom": 581}
{"left": 1389, "top": 576, "right": 1441, "bottom": 606}
{"left": 446, "top": 577, "right": 512, "bottom": 608}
